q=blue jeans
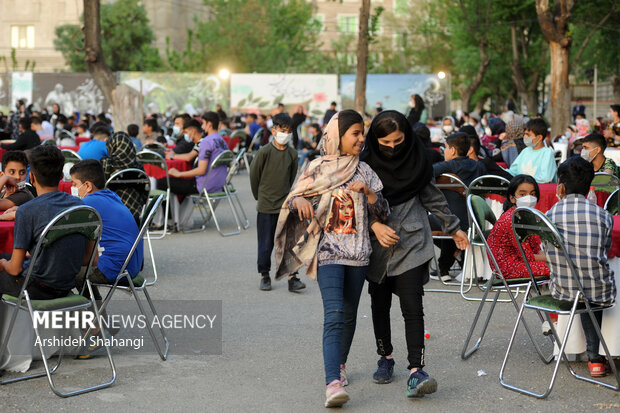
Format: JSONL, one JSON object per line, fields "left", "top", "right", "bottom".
{"left": 580, "top": 311, "right": 604, "bottom": 361}
{"left": 317, "top": 264, "right": 367, "bottom": 384}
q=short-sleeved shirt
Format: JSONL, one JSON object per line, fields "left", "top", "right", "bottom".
{"left": 195, "top": 132, "right": 229, "bottom": 193}
{"left": 83, "top": 190, "right": 143, "bottom": 281}
{"left": 78, "top": 139, "right": 108, "bottom": 160}
{"left": 3, "top": 188, "right": 34, "bottom": 207}
{"left": 14, "top": 191, "right": 86, "bottom": 290}
{"left": 508, "top": 147, "right": 557, "bottom": 183}
{"left": 317, "top": 162, "right": 384, "bottom": 267}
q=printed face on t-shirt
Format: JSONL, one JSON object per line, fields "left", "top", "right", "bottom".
{"left": 325, "top": 189, "right": 357, "bottom": 234}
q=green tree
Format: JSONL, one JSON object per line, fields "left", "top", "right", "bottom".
{"left": 54, "top": 0, "right": 162, "bottom": 72}
{"left": 168, "top": 0, "right": 322, "bottom": 73}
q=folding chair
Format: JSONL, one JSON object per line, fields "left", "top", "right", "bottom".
{"left": 459, "top": 175, "right": 512, "bottom": 301}
{"left": 137, "top": 149, "right": 171, "bottom": 239}
{"left": 143, "top": 142, "right": 167, "bottom": 153}
{"left": 461, "top": 195, "right": 552, "bottom": 360}
{"left": 189, "top": 150, "right": 242, "bottom": 236}
{"left": 243, "top": 128, "right": 266, "bottom": 169}
{"left": 592, "top": 172, "right": 620, "bottom": 194}
{"left": 499, "top": 206, "right": 620, "bottom": 398}
{"left": 61, "top": 149, "right": 82, "bottom": 164}
{"left": 0, "top": 206, "right": 116, "bottom": 397}
{"left": 220, "top": 128, "right": 232, "bottom": 138}
{"left": 89, "top": 195, "right": 169, "bottom": 361}
{"left": 226, "top": 148, "right": 250, "bottom": 230}
{"left": 426, "top": 173, "right": 469, "bottom": 293}
{"left": 228, "top": 130, "right": 247, "bottom": 153}
{"left": 604, "top": 188, "right": 619, "bottom": 215}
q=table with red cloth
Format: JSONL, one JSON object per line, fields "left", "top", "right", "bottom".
{"left": 536, "top": 183, "right": 610, "bottom": 212}
{"left": 496, "top": 161, "right": 508, "bottom": 169}
{"left": 0, "top": 219, "right": 15, "bottom": 253}
{"left": 59, "top": 180, "right": 72, "bottom": 194}
{"left": 143, "top": 159, "right": 192, "bottom": 180}
{"left": 75, "top": 136, "right": 91, "bottom": 146}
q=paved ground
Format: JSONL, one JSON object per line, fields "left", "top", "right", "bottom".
{"left": 2, "top": 171, "right": 620, "bottom": 412}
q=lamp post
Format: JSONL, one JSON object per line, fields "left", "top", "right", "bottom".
{"left": 437, "top": 71, "right": 451, "bottom": 117}
{"left": 218, "top": 68, "right": 231, "bottom": 112}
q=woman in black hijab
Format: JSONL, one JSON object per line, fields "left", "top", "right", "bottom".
{"left": 360, "top": 110, "right": 469, "bottom": 399}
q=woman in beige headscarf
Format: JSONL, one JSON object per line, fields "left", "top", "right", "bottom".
{"left": 274, "top": 110, "right": 387, "bottom": 408}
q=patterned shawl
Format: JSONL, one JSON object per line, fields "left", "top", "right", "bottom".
{"left": 101, "top": 131, "right": 147, "bottom": 224}
{"left": 274, "top": 113, "right": 359, "bottom": 280}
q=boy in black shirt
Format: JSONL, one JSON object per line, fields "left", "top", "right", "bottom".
{"left": 0, "top": 150, "right": 33, "bottom": 211}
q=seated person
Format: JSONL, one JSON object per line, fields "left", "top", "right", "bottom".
{"left": 127, "top": 123, "right": 142, "bottom": 151}
{"left": 143, "top": 117, "right": 165, "bottom": 145}
{"left": 78, "top": 122, "right": 109, "bottom": 160}
{"left": 0, "top": 145, "right": 91, "bottom": 299}
{"left": 0, "top": 150, "right": 34, "bottom": 212}
{"left": 69, "top": 160, "right": 143, "bottom": 299}
{"left": 1, "top": 118, "right": 40, "bottom": 151}
{"left": 75, "top": 122, "right": 91, "bottom": 139}
{"left": 580, "top": 132, "right": 618, "bottom": 176}
{"left": 464, "top": 126, "right": 513, "bottom": 180}
{"left": 431, "top": 132, "right": 486, "bottom": 280}
{"left": 508, "top": 118, "right": 557, "bottom": 183}
{"left": 415, "top": 124, "right": 444, "bottom": 164}
{"left": 486, "top": 174, "right": 550, "bottom": 279}
{"left": 171, "top": 113, "right": 194, "bottom": 154}
{"left": 547, "top": 157, "right": 616, "bottom": 377}
{"left": 157, "top": 113, "right": 228, "bottom": 197}
{"left": 298, "top": 122, "right": 321, "bottom": 166}
{"left": 247, "top": 113, "right": 261, "bottom": 139}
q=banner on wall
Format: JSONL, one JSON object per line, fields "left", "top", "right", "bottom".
{"left": 231, "top": 74, "right": 338, "bottom": 117}
{"left": 32, "top": 73, "right": 107, "bottom": 115}
{"left": 120, "top": 72, "right": 228, "bottom": 116}
{"left": 339, "top": 74, "right": 448, "bottom": 117}
{"left": 11, "top": 72, "right": 33, "bottom": 106}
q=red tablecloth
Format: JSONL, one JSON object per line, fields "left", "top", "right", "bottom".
{"left": 0, "top": 220, "right": 15, "bottom": 253}
{"left": 537, "top": 183, "right": 610, "bottom": 212}
{"left": 75, "top": 136, "right": 91, "bottom": 146}
{"left": 143, "top": 159, "right": 192, "bottom": 180}
{"left": 497, "top": 162, "right": 508, "bottom": 169}
{"left": 59, "top": 181, "right": 73, "bottom": 194}
{"left": 610, "top": 216, "right": 620, "bottom": 259}
{"left": 0, "top": 148, "right": 7, "bottom": 160}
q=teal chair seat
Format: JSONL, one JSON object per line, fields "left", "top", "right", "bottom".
{"left": 2, "top": 292, "right": 90, "bottom": 311}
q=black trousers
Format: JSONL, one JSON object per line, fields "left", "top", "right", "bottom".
{"left": 0, "top": 254, "right": 71, "bottom": 300}
{"left": 428, "top": 214, "right": 458, "bottom": 274}
{"left": 156, "top": 177, "right": 197, "bottom": 196}
{"left": 368, "top": 262, "right": 428, "bottom": 370}
{"left": 256, "top": 212, "right": 279, "bottom": 275}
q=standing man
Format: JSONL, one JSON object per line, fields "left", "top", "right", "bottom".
{"left": 323, "top": 101, "right": 337, "bottom": 126}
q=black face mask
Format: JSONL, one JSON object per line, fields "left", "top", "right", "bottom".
{"left": 378, "top": 142, "right": 404, "bottom": 159}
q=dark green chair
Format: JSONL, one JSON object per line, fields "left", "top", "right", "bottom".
{"left": 0, "top": 206, "right": 116, "bottom": 397}
{"left": 499, "top": 207, "right": 620, "bottom": 399}
{"left": 604, "top": 188, "right": 618, "bottom": 215}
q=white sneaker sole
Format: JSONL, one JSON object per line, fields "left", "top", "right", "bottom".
{"left": 325, "top": 391, "right": 350, "bottom": 408}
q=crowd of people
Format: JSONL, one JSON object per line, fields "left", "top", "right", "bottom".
{"left": 0, "top": 95, "right": 619, "bottom": 406}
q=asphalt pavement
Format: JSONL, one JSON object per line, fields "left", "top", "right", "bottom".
{"left": 1, "top": 170, "right": 619, "bottom": 412}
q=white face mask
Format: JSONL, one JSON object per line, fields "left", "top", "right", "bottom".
{"left": 516, "top": 195, "right": 537, "bottom": 208}
{"left": 184, "top": 133, "right": 191, "bottom": 143}
{"left": 71, "top": 183, "right": 85, "bottom": 199}
{"left": 442, "top": 125, "right": 453, "bottom": 134}
{"left": 173, "top": 125, "right": 182, "bottom": 137}
{"left": 524, "top": 136, "right": 536, "bottom": 147}
{"left": 580, "top": 148, "right": 595, "bottom": 163}
{"left": 484, "top": 127, "right": 492, "bottom": 136}
{"left": 274, "top": 132, "right": 291, "bottom": 145}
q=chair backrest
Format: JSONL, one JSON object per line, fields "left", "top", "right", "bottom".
{"left": 466, "top": 195, "right": 500, "bottom": 273}
{"left": 511, "top": 207, "right": 574, "bottom": 295}
{"left": 118, "top": 194, "right": 164, "bottom": 281}
{"left": 604, "top": 188, "right": 619, "bottom": 215}
{"left": 592, "top": 172, "right": 620, "bottom": 194}
{"left": 554, "top": 150, "right": 562, "bottom": 166}
{"left": 22, "top": 205, "right": 102, "bottom": 287}
{"left": 220, "top": 128, "right": 232, "bottom": 137}
{"left": 436, "top": 173, "right": 468, "bottom": 198}
{"left": 104, "top": 168, "right": 151, "bottom": 218}
{"left": 61, "top": 149, "right": 82, "bottom": 164}
{"left": 227, "top": 130, "right": 246, "bottom": 152}
{"left": 466, "top": 175, "right": 510, "bottom": 198}
{"left": 202, "top": 150, "right": 234, "bottom": 193}
{"left": 42, "top": 139, "right": 57, "bottom": 146}
{"left": 248, "top": 128, "right": 265, "bottom": 151}
{"left": 143, "top": 142, "right": 167, "bottom": 152}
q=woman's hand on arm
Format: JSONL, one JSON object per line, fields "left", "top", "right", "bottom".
{"left": 371, "top": 222, "right": 399, "bottom": 248}
{"left": 292, "top": 197, "right": 315, "bottom": 221}
{"left": 348, "top": 180, "right": 377, "bottom": 204}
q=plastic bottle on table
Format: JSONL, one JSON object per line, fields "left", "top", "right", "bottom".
{"left": 587, "top": 186, "right": 597, "bottom": 204}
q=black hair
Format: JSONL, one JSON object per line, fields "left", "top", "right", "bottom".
{"left": 174, "top": 113, "right": 191, "bottom": 123}
{"left": 503, "top": 174, "right": 540, "bottom": 212}
{"left": 247, "top": 113, "right": 258, "bottom": 121}
{"left": 610, "top": 104, "right": 620, "bottom": 115}
{"left": 259, "top": 114, "right": 267, "bottom": 121}
{"left": 412, "top": 94, "right": 425, "bottom": 111}
{"left": 183, "top": 118, "right": 202, "bottom": 133}
{"left": 201, "top": 111, "right": 220, "bottom": 130}
{"left": 557, "top": 157, "right": 594, "bottom": 196}
{"left": 525, "top": 118, "right": 547, "bottom": 138}
{"left": 468, "top": 134, "right": 481, "bottom": 157}
{"left": 127, "top": 124, "right": 139, "bottom": 138}
{"left": 2, "top": 150, "right": 28, "bottom": 172}
{"left": 30, "top": 116, "right": 42, "bottom": 125}
{"left": 310, "top": 123, "right": 321, "bottom": 133}
{"left": 372, "top": 112, "right": 407, "bottom": 140}
{"left": 91, "top": 122, "right": 111, "bottom": 138}
{"left": 28, "top": 145, "right": 64, "bottom": 187}
{"left": 459, "top": 124, "right": 477, "bottom": 138}
{"left": 337, "top": 109, "right": 363, "bottom": 138}
{"left": 277, "top": 103, "right": 285, "bottom": 108}
{"left": 19, "top": 117, "right": 31, "bottom": 130}
{"left": 272, "top": 113, "right": 292, "bottom": 130}
{"left": 143, "top": 118, "right": 159, "bottom": 132}
{"left": 445, "top": 132, "right": 470, "bottom": 157}
{"left": 414, "top": 125, "right": 431, "bottom": 145}
{"left": 330, "top": 101, "right": 337, "bottom": 107}
{"left": 69, "top": 159, "right": 106, "bottom": 190}
{"left": 57, "top": 114, "right": 68, "bottom": 125}
{"left": 581, "top": 132, "right": 607, "bottom": 151}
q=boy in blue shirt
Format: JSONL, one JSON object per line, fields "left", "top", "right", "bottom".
{"left": 508, "top": 118, "right": 557, "bottom": 183}
{"left": 78, "top": 122, "right": 109, "bottom": 160}
{"left": 69, "top": 159, "right": 143, "bottom": 300}
{"left": 0, "top": 146, "right": 89, "bottom": 299}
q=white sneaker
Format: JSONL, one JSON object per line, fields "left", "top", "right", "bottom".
{"left": 325, "top": 379, "right": 349, "bottom": 408}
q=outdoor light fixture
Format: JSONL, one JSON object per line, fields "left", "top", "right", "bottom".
{"left": 437, "top": 71, "right": 446, "bottom": 80}
{"left": 218, "top": 69, "right": 230, "bottom": 80}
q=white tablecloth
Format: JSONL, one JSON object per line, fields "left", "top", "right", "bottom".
{"left": 604, "top": 148, "right": 620, "bottom": 166}
{"left": 553, "top": 257, "right": 620, "bottom": 356}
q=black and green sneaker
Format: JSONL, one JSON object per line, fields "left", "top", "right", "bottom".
{"left": 406, "top": 369, "right": 437, "bottom": 398}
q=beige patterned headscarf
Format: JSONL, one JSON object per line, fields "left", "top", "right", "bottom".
{"left": 274, "top": 113, "right": 359, "bottom": 280}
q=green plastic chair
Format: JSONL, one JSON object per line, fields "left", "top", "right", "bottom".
{"left": 499, "top": 206, "right": 620, "bottom": 399}
{"left": 604, "top": 188, "right": 619, "bottom": 215}
{"left": 0, "top": 206, "right": 116, "bottom": 397}
{"left": 591, "top": 172, "right": 620, "bottom": 194}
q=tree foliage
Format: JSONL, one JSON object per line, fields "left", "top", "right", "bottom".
{"left": 54, "top": 0, "right": 162, "bottom": 72}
